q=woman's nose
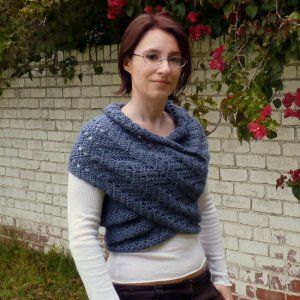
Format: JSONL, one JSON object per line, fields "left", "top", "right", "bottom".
{"left": 157, "top": 59, "right": 171, "bottom": 74}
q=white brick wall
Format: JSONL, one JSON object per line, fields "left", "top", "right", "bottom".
{"left": 0, "top": 43, "right": 299, "bottom": 299}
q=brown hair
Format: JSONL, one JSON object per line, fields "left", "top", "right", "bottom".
{"left": 115, "top": 13, "right": 192, "bottom": 99}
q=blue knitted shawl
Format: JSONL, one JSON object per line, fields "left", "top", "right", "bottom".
{"left": 68, "top": 100, "right": 209, "bottom": 253}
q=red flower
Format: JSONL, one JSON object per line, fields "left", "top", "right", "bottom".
{"left": 189, "top": 24, "right": 211, "bottom": 40}
{"left": 186, "top": 11, "right": 201, "bottom": 23}
{"left": 282, "top": 92, "right": 294, "bottom": 108}
{"left": 209, "top": 59, "right": 225, "bottom": 72}
{"left": 107, "top": 7, "right": 125, "bottom": 19}
{"left": 259, "top": 105, "right": 272, "bottom": 121}
{"left": 155, "top": 5, "right": 163, "bottom": 12}
{"left": 144, "top": 5, "right": 153, "bottom": 14}
{"left": 107, "top": 0, "right": 126, "bottom": 19}
{"left": 210, "top": 45, "right": 224, "bottom": 59}
{"left": 209, "top": 45, "right": 225, "bottom": 72}
{"left": 276, "top": 174, "right": 287, "bottom": 189}
{"left": 284, "top": 107, "right": 296, "bottom": 118}
{"left": 107, "top": 0, "right": 126, "bottom": 9}
{"left": 295, "top": 88, "right": 300, "bottom": 107}
{"left": 248, "top": 122, "right": 267, "bottom": 140}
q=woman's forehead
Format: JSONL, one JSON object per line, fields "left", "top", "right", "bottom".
{"left": 135, "top": 29, "right": 181, "bottom": 52}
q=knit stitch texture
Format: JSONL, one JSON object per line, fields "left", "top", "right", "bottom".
{"left": 68, "top": 100, "right": 210, "bottom": 253}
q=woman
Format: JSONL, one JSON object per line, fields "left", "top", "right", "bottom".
{"left": 68, "top": 13, "right": 233, "bottom": 300}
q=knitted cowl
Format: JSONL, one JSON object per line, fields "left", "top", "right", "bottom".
{"left": 68, "top": 100, "right": 210, "bottom": 253}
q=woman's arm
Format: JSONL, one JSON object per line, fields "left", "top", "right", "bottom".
{"left": 198, "top": 183, "right": 232, "bottom": 287}
{"left": 67, "top": 172, "right": 120, "bottom": 300}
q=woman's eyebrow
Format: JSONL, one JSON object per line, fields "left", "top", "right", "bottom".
{"left": 142, "top": 48, "right": 181, "bottom": 55}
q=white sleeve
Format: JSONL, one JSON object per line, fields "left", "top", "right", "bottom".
{"left": 67, "top": 172, "right": 120, "bottom": 300}
{"left": 198, "top": 183, "right": 232, "bottom": 286}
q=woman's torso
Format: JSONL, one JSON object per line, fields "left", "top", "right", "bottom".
{"left": 107, "top": 232, "right": 206, "bottom": 284}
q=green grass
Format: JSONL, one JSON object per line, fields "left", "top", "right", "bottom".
{"left": 0, "top": 238, "right": 87, "bottom": 300}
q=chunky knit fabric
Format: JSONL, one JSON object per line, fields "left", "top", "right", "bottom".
{"left": 68, "top": 100, "right": 210, "bottom": 253}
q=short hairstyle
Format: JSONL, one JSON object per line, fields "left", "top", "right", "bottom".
{"left": 115, "top": 13, "right": 192, "bottom": 99}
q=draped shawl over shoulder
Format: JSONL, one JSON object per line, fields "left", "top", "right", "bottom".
{"left": 68, "top": 100, "right": 210, "bottom": 253}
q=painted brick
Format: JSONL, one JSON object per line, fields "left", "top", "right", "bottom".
{"left": 208, "top": 166, "right": 219, "bottom": 179}
{"left": 226, "top": 250, "right": 255, "bottom": 268}
{"left": 253, "top": 228, "right": 285, "bottom": 245}
{"left": 236, "top": 154, "right": 266, "bottom": 168}
{"left": 209, "top": 126, "right": 232, "bottom": 139}
{"left": 239, "top": 239, "right": 268, "bottom": 255}
{"left": 221, "top": 140, "right": 249, "bottom": 153}
{"left": 275, "top": 127, "right": 295, "bottom": 141}
{"left": 283, "top": 143, "right": 300, "bottom": 157}
{"left": 269, "top": 216, "right": 300, "bottom": 232}
{"left": 269, "top": 245, "right": 299, "bottom": 262}
{"left": 222, "top": 195, "right": 251, "bottom": 209}
{"left": 286, "top": 232, "right": 300, "bottom": 248}
{"left": 250, "top": 141, "right": 281, "bottom": 155}
{"left": 284, "top": 202, "right": 300, "bottom": 217}
{"left": 210, "top": 152, "right": 235, "bottom": 166}
{"left": 207, "top": 139, "right": 221, "bottom": 151}
{"left": 234, "top": 182, "right": 265, "bottom": 198}
{"left": 82, "top": 86, "right": 100, "bottom": 97}
{"left": 63, "top": 87, "right": 81, "bottom": 98}
{"left": 249, "top": 170, "right": 279, "bottom": 185}
{"left": 266, "top": 186, "right": 296, "bottom": 201}
{"left": 239, "top": 212, "right": 269, "bottom": 227}
{"left": 220, "top": 169, "right": 248, "bottom": 182}
{"left": 224, "top": 236, "right": 238, "bottom": 250}
{"left": 218, "top": 208, "right": 238, "bottom": 222}
{"left": 256, "top": 255, "right": 286, "bottom": 273}
{"left": 252, "top": 198, "right": 282, "bottom": 215}
{"left": 208, "top": 180, "right": 234, "bottom": 194}
{"left": 224, "top": 223, "right": 252, "bottom": 239}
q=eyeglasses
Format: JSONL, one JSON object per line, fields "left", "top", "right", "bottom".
{"left": 132, "top": 53, "right": 187, "bottom": 68}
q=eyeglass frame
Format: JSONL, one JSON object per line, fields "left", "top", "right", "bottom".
{"left": 131, "top": 53, "right": 187, "bottom": 68}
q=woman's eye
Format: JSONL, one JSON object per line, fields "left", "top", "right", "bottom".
{"left": 169, "top": 57, "right": 180, "bottom": 63}
{"left": 146, "top": 54, "right": 159, "bottom": 61}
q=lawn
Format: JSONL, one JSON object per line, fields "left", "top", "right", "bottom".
{"left": 0, "top": 238, "right": 87, "bottom": 299}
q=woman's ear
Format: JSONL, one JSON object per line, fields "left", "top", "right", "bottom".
{"left": 123, "top": 57, "right": 131, "bottom": 74}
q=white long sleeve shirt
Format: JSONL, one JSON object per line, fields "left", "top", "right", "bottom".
{"left": 67, "top": 172, "right": 231, "bottom": 300}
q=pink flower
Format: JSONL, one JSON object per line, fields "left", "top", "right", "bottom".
{"left": 259, "top": 105, "right": 272, "bottom": 121}
{"left": 189, "top": 24, "right": 211, "bottom": 40}
{"left": 282, "top": 92, "right": 294, "bottom": 108}
{"left": 209, "top": 45, "right": 225, "bottom": 72}
{"left": 248, "top": 122, "right": 267, "bottom": 140}
{"left": 143, "top": 5, "right": 153, "bottom": 14}
{"left": 186, "top": 11, "right": 201, "bottom": 23}
{"left": 210, "top": 45, "right": 224, "bottom": 60}
{"left": 209, "top": 59, "right": 225, "bottom": 72}
{"left": 155, "top": 5, "right": 163, "bottom": 12}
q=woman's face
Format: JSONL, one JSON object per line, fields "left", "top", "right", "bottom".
{"left": 124, "top": 28, "right": 182, "bottom": 102}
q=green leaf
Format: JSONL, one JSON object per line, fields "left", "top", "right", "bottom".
{"left": 292, "top": 186, "right": 300, "bottom": 201}
{"left": 267, "top": 130, "right": 277, "bottom": 139}
{"left": 223, "top": 2, "right": 236, "bottom": 19}
{"left": 261, "top": 2, "right": 276, "bottom": 12}
{"left": 77, "top": 72, "right": 83, "bottom": 82}
{"left": 273, "top": 98, "right": 282, "bottom": 108}
{"left": 200, "top": 63, "right": 206, "bottom": 71}
{"left": 93, "top": 64, "right": 103, "bottom": 75}
{"left": 245, "top": 4, "right": 258, "bottom": 19}
{"left": 28, "top": 71, "right": 33, "bottom": 81}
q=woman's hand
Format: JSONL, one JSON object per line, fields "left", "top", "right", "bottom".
{"left": 214, "top": 284, "right": 233, "bottom": 300}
